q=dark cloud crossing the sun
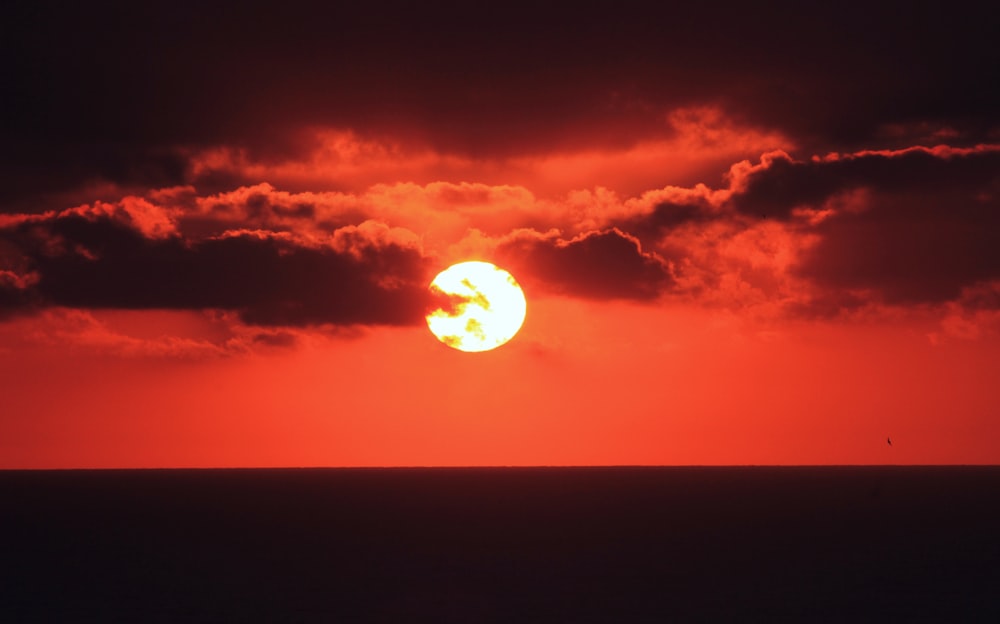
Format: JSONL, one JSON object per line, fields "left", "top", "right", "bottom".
{"left": 2, "top": 142, "right": 998, "bottom": 326}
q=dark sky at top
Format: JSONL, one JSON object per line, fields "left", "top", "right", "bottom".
{"left": 2, "top": 0, "right": 997, "bottom": 211}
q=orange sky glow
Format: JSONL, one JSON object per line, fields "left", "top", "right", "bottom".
{"left": 1, "top": 2, "right": 998, "bottom": 467}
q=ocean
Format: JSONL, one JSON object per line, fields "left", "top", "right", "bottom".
{"left": 2, "top": 466, "right": 998, "bottom": 622}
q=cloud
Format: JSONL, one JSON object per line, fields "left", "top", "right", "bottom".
{"left": 0, "top": 208, "right": 432, "bottom": 327}
{"left": 728, "top": 145, "right": 1000, "bottom": 219}
{"left": 181, "top": 108, "right": 790, "bottom": 199}
{"left": 794, "top": 190, "right": 1000, "bottom": 305}
{"left": 6, "top": 308, "right": 234, "bottom": 358}
{"left": 596, "top": 144, "right": 1000, "bottom": 314}
{"left": 720, "top": 145, "right": 1000, "bottom": 306}
{"left": 0, "top": 307, "right": 316, "bottom": 358}
{"left": 495, "top": 228, "right": 674, "bottom": 300}
{"left": 0, "top": 277, "right": 29, "bottom": 317}
{"left": 932, "top": 281, "right": 1000, "bottom": 343}
{"left": 2, "top": 141, "right": 998, "bottom": 331}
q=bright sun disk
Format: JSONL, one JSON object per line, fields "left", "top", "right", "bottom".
{"left": 425, "top": 261, "right": 527, "bottom": 352}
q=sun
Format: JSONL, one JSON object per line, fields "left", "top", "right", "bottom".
{"left": 426, "top": 261, "right": 527, "bottom": 352}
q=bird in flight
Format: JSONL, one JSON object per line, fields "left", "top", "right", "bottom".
{"left": 887, "top": 436, "right": 892, "bottom": 446}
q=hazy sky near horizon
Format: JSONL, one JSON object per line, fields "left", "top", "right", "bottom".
{"left": 2, "top": 1, "right": 998, "bottom": 467}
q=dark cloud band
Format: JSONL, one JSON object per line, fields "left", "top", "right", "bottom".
{"left": 0, "top": 213, "right": 431, "bottom": 327}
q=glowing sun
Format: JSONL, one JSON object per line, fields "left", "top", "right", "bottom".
{"left": 426, "top": 261, "right": 527, "bottom": 352}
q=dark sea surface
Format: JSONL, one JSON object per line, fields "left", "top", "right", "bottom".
{"left": 2, "top": 466, "right": 998, "bottom": 623}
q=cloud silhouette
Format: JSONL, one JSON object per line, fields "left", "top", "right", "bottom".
{"left": 721, "top": 146, "right": 1000, "bottom": 305}
{"left": 609, "top": 145, "right": 1000, "bottom": 313}
{"left": 0, "top": 211, "right": 431, "bottom": 327}
{"left": 496, "top": 228, "right": 674, "bottom": 300}
{"left": 728, "top": 146, "right": 1000, "bottom": 220}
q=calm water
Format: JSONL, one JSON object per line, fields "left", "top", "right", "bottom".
{"left": 2, "top": 466, "right": 998, "bottom": 622}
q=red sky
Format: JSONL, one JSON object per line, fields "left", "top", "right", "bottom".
{"left": 1, "top": 1, "right": 998, "bottom": 467}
